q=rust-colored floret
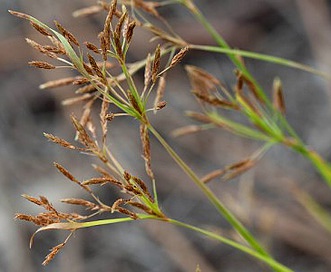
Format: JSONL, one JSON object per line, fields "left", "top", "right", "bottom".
{"left": 140, "top": 124, "right": 154, "bottom": 179}
{"left": 84, "top": 41, "right": 100, "bottom": 54}
{"left": 54, "top": 20, "right": 80, "bottom": 47}
{"left": 170, "top": 46, "right": 189, "bottom": 68}
{"left": 44, "top": 133, "right": 76, "bottom": 149}
{"left": 152, "top": 44, "right": 161, "bottom": 83}
{"left": 28, "top": 61, "right": 56, "bottom": 69}
{"left": 30, "top": 21, "right": 52, "bottom": 36}
{"left": 61, "top": 198, "right": 98, "bottom": 210}
{"left": 153, "top": 75, "right": 166, "bottom": 113}
{"left": 273, "top": 78, "right": 286, "bottom": 114}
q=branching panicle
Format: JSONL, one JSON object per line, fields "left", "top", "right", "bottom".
{"left": 12, "top": 2, "right": 331, "bottom": 271}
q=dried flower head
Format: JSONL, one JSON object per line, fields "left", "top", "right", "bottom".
{"left": 273, "top": 78, "right": 286, "bottom": 114}
{"left": 28, "top": 61, "right": 56, "bottom": 69}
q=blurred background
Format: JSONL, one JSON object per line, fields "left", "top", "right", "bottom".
{"left": 1, "top": 0, "right": 331, "bottom": 271}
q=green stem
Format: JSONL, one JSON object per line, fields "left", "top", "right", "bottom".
{"left": 291, "top": 143, "right": 331, "bottom": 188}
{"left": 190, "top": 44, "right": 329, "bottom": 79}
{"left": 169, "top": 219, "right": 294, "bottom": 272}
{"left": 54, "top": 213, "right": 292, "bottom": 271}
{"left": 148, "top": 124, "right": 271, "bottom": 258}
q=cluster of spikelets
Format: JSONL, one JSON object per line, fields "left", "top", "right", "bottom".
{"left": 10, "top": 0, "right": 331, "bottom": 269}
{"left": 9, "top": 0, "right": 189, "bottom": 264}
{"left": 8, "top": 1, "right": 291, "bottom": 265}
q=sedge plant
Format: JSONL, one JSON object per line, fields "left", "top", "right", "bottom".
{"left": 11, "top": 0, "right": 331, "bottom": 270}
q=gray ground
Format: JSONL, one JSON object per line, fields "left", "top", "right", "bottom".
{"left": 1, "top": 0, "right": 331, "bottom": 271}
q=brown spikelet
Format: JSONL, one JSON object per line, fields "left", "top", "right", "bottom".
{"left": 61, "top": 198, "right": 98, "bottom": 210}
{"left": 152, "top": 44, "right": 161, "bottom": 83}
{"left": 227, "top": 159, "right": 251, "bottom": 171}
{"left": 132, "top": 176, "right": 148, "bottom": 192}
{"left": 88, "top": 53, "right": 104, "bottom": 79}
{"left": 43, "top": 45, "right": 65, "bottom": 54}
{"left": 186, "top": 111, "right": 213, "bottom": 124}
{"left": 15, "top": 213, "right": 54, "bottom": 227}
{"left": 145, "top": 24, "right": 186, "bottom": 46}
{"left": 222, "top": 159, "right": 256, "bottom": 182}
{"left": 83, "top": 62, "right": 95, "bottom": 76}
{"left": 99, "top": 32, "right": 108, "bottom": 61}
{"left": 44, "top": 133, "right": 76, "bottom": 149}
{"left": 66, "top": 213, "right": 88, "bottom": 221}
{"left": 169, "top": 46, "right": 189, "bottom": 68}
{"left": 62, "top": 93, "right": 93, "bottom": 106}
{"left": 75, "top": 84, "right": 97, "bottom": 94}
{"left": 105, "top": 113, "right": 115, "bottom": 121}
{"left": 47, "top": 36, "right": 66, "bottom": 54}
{"left": 105, "top": 176, "right": 123, "bottom": 188}
{"left": 235, "top": 72, "right": 244, "bottom": 93}
{"left": 73, "top": 77, "right": 90, "bottom": 85}
{"left": 117, "top": 207, "right": 138, "bottom": 219}
{"left": 80, "top": 99, "right": 97, "bottom": 138}
{"left": 9, "top": 10, "right": 31, "bottom": 20}
{"left": 273, "top": 78, "right": 285, "bottom": 114}
{"left": 124, "top": 184, "right": 141, "bottom": 196}
{"left": 100, "top": 96, "right": 110, "bottom": 145}
{"left": 186, "top": 65, "right": 220, "bottom": 86}
{"left": 171, "top": 125, "right": 203, "bottom": 138}
{"left": 71, "top": 114, "right": 97, "bottom": 149}
{"left": 123, "top": 171, "right": 131, "bottom": 182}
{"left": 109, "top": 0, "right": 118, "bottom": 12}
{"left": 235, "top": 70, "right": 263, "bottom": 104}
{"left": 38, "top": 196, "right": 58, "bottom": 214}
{"left": 22, "top": 194, "right": 43, "bottom": 206}
{"left": 153, "top": 75, "right": 166, "bottom": 113}
{"left": 144, "top": 53, "right": 152, "bottom": 88}
{"left": 15, "top": 213, "right": 34, "bottom": 223}
{"left": 54, "top": 20, "right": 80, "bottom": 47}
{"left": 132, "top": 0, "right": 161, "bottom": 17}
{"left": 30, "top": 21, "right": 52, "bottom": 36}
{"left": 127, "top": 201, "right": 154, "bottom": 214}
{"left": 132, "top": 176, "right": 153, "bottom": 202}
{"left": 39, "top": 76, "right": 82, "bottom": 90}
{"left": 42, "top": 242, "right": 66, "bottom": 266}
{"left": 155, "top": 101, "right": 167, "bottom": 111}
{"left": 125, "top": 21, "right": 136, "bottom": 44}
{"left": 140, "top": 124, "right": 154, "bottom": 179}
{"left": 84, "top": 42, "right": 100, "bottom": 54}
{"left": 115, "top": 9, "right": 127, "bottom": 37}
{"left": 72, "top": 5, "right": 103, "bottom": 17}
{"left": 25, "top": 38, "right": 57, "bottom": 58}
{"left": 111, "top": 198, "right": 125, "bottom": 213}
{"left": 201, "top": 169, "right": 226, "bottom": 183}
{"left": 127, "top": 92, "right": 142, "bottom": 114}
{"left": 103, "top": 1, "right": 116, "bottom": 52}
{"left": 113, "top": 31, "right": 123, "bottom": 59}
{"left": 126, "top": 201, "right": 152, "bottom": 214}
{"left": 82, "top": 177, "right": 110, "bottom": 186}
{"left": 185, "top": 65, "right": 220, "bottom": 97}
{"left": 54, "top": 162, "right": 79, "bottom": 184}
{"left": 28, "top": 61, "right": 55, "bottom": 69}
{"left": 54, "top": 162, "right": 92, "bottom": 193}
{"left": 193, "top": 91, "right": 238, "bottom": 109}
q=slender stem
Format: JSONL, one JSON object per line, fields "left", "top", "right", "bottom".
{"left": 148, "top": 124, "right": 271, "bottom": 258}
{"left": 189, "top": 44, "right": 329, "bottom": 79}
{"left": 169, "top": 219, "right": 294, "bottom": 272}
{"left": 56, "top": 213, "right": 292, "bottom": 271}
{"left": 290, "top": 143, "right": 331, "bottom": 187}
